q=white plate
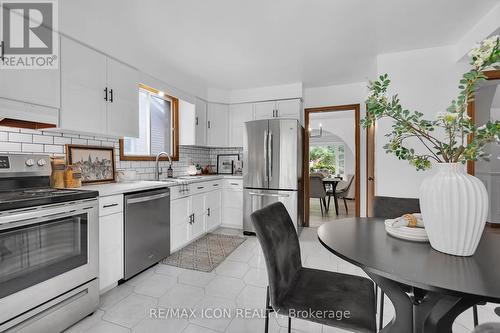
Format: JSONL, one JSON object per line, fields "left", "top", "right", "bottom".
{"left": 385, "top": 225, "right": 429, "bottom": 242}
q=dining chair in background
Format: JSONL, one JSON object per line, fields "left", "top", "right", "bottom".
{"left": 310, "top": 173, "right": 328, "bottom": 215}
{"left": 251, "top": 202, "right": 376, "bottom": 333}
{"left": 373, "top": 196, "right": 483, "bottom": 330}
{"left": 329, "top": 174, "right": 354, "bottom": 215}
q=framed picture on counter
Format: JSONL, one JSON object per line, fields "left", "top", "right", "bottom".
{"left": 66, "top": 145, "right": 116, "bottom": 184}
{"left": 217, "top": 154, "right": 240, "bottom": 174}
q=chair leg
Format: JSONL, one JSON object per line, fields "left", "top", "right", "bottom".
{"left": 288, "top": 316, "right": 291, "bottom": 333}
{"left": 343, "top": 198, "right": 348, "bottom": 214}
{"left": 265, "top": 286, "right": 270, "bottom": 333}
{"left": 379, "top": 290, "right": 385, "bottom": 331}
{"left": 319, "top": 199, "right": 324, "bottom": 216}
{"left": 473, "top": 304, "right": 479, "bottom": 327}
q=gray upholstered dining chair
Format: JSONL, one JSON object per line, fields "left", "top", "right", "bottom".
{"left": 251, "top": 202, "right": 376, "bottom": 333}
{"left": 310, "top": 173, "right": 328, "bottom": 215}
{"left": 473, "top": 323, "right": 500, "bottom": 332}
{"left": 333, "top": 174, "right": 355, "bottom": 214}
{"left": 373, "top": 196, "right": 482, "bottom": 330}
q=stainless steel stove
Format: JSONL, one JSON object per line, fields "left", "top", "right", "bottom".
{"left": 0, "top": 154, "right": 100, "bottom": 333}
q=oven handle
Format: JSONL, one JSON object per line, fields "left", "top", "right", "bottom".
{"left": 0, "top": 205, "right": 94, "bottom": 228}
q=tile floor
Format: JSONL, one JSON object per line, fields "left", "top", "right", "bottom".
{"left": 65, "top": 227, "right": 497, "bottom": 333}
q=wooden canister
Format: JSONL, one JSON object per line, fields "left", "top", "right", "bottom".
{"left": 50, "top": 157, "right": 66, "bottom": 188}
{"left": 64, "top": 164, "right": 82, "bottom": 188}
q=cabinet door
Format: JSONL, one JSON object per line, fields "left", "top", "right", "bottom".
{"left": 106, "top": 58, "right": 139, "bottom": 138}
{"left": 206, "top": 190, "right": 222, "bottom": 231}
{"left": 222, "top": 189, "right": 243, "bottom": 228}
{"left": 207, "top": 103, "right": 229, "bottom": 147}
{"left": 195, "top": 98, "right": 207, "bottom": 146}
{"left": 98, "top": 212, "right": 124, "bottom": 293}
{"left": 0, "top": 52, "right": 60, "bottom": 109}
{"left": 60, "top": 36, "right": 107, "bottom": 135}
{"left": 179, "top": 100, "right": 196, "bottom": 145}
{"left": 229, "top": 103, "right": 253, "bottom": 147}
{"left": 190, "top": 193, "right": 206, "bottom": 239}
{"left": 170, "top": 198, "right": 190, "bottom": 251}
{"left": 253, "top": 101, "right": 276, "bottom": 120}
{"left": 276, "top": 99, "right": 302, "bottom": 121}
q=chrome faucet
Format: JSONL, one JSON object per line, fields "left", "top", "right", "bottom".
{"left": 155, "top": 152, "right": 172, "bottom": 180}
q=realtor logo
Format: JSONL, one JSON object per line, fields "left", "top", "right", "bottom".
{"left": 0, "top": 0, "right": 58, "bottom": 69}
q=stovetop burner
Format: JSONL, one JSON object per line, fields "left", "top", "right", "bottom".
{"left": 0, "top": 154, "right": 99, "bottom": 212}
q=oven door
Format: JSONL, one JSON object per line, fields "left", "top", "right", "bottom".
{"left": 0, "top": 199, "right": 98, "bottom": 324}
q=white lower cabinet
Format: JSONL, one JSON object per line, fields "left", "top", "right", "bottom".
{"left": 98, "top": 195, "right": 124, "bottom": 293}
{"left": 222, "top": 179, "right": 243, "bottom": 229}
{"left": 206, "top": 189, "right": 222, "bottom": 231}
{"left": 170, "top": 196, "right": 190, "bottom": 252}
{"left": 170, "top": 182, "right": 223, "bottom": 252}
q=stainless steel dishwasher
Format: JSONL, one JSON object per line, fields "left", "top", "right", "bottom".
{"left": 124, "top": 187, "right": 170, "bottom": 280}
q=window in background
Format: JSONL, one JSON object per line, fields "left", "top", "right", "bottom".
{"left": 309, "top": 143, "right": 345, "bottom": 177}
{"left": 120, "top": 84, "right": 179, "bottom": 161}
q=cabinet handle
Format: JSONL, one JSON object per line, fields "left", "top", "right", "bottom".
{"left": 104, "top": 87, "right": 108, "bottom": 101}
{"left": 230, "top": 183, "right": 239, "bottom": 185}
{"left": 213, "top": 184, "right": 219, "bottom": 187}
{"left": 0, "top": 41, "right": 4, "bottom": 62}
{"left": 197, "top": 186, "right": 204, "bottom": 190}
{"left": 208, "top": 120, "right": 211, "bottom": 129}
{"left": 103, "top": 203, "right": 119, "bottom": 208}
{"left": 109, "top": 89, "right": 114, "bottom": 102}
{"left": 196, "top": 117, "right": 199, "bottom": 126}
{"left": 207, "top": 208, "right": 211, "bottom": 217}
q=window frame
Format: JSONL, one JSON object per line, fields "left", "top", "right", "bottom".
{"left": 119, "top": 83, "right": 179, "bottom": 161}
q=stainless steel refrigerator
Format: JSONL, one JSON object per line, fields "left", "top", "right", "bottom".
{"left": 243, "top": 119, "right": 303, "bottom": 234}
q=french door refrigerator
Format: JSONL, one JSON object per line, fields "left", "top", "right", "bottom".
{"left": 243, "top": 119, "right": 303, "bottom": 234}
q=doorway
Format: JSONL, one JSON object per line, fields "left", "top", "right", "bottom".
{"left": 303, "top": 104, "right": 360, "bottom": 227}
{"left": 467, "top": 70, "right": 500, "bottom": 227}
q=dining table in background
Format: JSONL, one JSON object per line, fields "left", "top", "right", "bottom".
{"left": 322, "top": 177, "right": 343, "bottom": 215}
{"left": 317, "top": 218, "right": 500, "bottom": 333}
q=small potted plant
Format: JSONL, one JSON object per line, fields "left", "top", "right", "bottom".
{"left": 362, "top": 35, "right": 500, "bottom": 256}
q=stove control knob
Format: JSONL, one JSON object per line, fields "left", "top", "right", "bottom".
{"left": 25, "top": 159, "right": 35, "bottom": 167}
{"left": 37, "top": 159, "right": 47, "bottom": 166}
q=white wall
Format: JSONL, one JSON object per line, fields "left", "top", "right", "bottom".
{"left": 207, "top": 83, "right": 303, "bottom": 104}
{"left": 303, "top": 82, "right": 368, "bottom": 215}
{"left": 375, "top": 45, "right": 469, "bottom": 198}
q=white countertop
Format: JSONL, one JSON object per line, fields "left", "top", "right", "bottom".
{"left": 78, "top": 175, "right": 242, "bottom": 197}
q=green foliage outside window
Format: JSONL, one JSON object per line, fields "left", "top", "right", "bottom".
{"left": 310, "top": 146, "right": 336, "bottom": 173}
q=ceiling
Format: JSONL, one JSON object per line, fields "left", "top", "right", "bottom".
{"left": 60, "top": 0, "right": 498, "bottom": 91}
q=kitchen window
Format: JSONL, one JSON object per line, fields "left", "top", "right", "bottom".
{"left": 120, "top": 84, "right": 179, "bottom": 161}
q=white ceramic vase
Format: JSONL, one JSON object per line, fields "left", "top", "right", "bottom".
{"left": 419, "top": 163, "right": 488, "bottom": 256}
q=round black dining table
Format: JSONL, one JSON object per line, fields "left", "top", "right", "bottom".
{"left": 317, "top": 218, "right": 500, "bottom": 333}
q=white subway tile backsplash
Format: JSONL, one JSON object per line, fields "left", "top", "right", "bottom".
{"left": 44, "top": 144, "right": 64, "bottom": 154}
{"left": 21, "top": 143, "right": 44, "bottom": 153}
{"left": 0, "top": 142, "right": 22, "bottom": 152}
{"left": 8, "top": 132, "right": 32, "bottom": 143}
{"left": 0, "top": 126, "right": 242, "bottom": 179}
{"left": 71, "top": 138, "right": 87, "bottom": 145}
{"left": 33, "top": 135, "right": 53, "bottom": 144}
{"left": 53, "top": 136, "right": 72, "bottom": 145}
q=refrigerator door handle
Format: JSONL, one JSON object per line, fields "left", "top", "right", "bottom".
{"left": 264, "top": 129, "right": 268, "bottom": 180}
{"left": 248, "top": 192, "right": 290, "bottom": 198}
{"left": 268, "top": 130, "right": 273, "bottom": 182}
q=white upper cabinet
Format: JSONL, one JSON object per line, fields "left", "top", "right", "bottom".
{"left": 60, "top": 36, "right": 107, "bottom": 135}
{"left": 179, "top": 100, "right": 197, "bottom": 146}
{"left": 207, "top": 103, "right": 229, "bottom": 147}
{"left": 276, "top": 99, "right": 302, "bottom": 122}
{"left": 106, "top": 58, "right": 139, "bottom": 138}
{"left": 253, "top": 101, "right": 276, "bottom": 120}
{"left": 195, "top": 98, "right": 207, "bottom": 146}
{"left": 229, "top": 103, "right": 253, "bottom": 147}
{"left": 60, "top": 36, "right": 139, "bottom": 137}
{"left": 0, "top": 68, "right": 60, "bottom": 109}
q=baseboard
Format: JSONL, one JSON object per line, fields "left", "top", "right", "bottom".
{"left": 220, "top": 224, "right": 243, "bottom": 230}
{"left": 486, "top": 222, "right": 500, "bottom": 228}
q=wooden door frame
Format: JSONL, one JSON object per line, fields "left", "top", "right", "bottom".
{"left": 303, "top": 104, "right": 361, "bottom": 227}
{"left": 466, "top": 70, "right": 500, "bottom": 175}
{"left": 366, "top": 119, "right": 375, "bottom": 217}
